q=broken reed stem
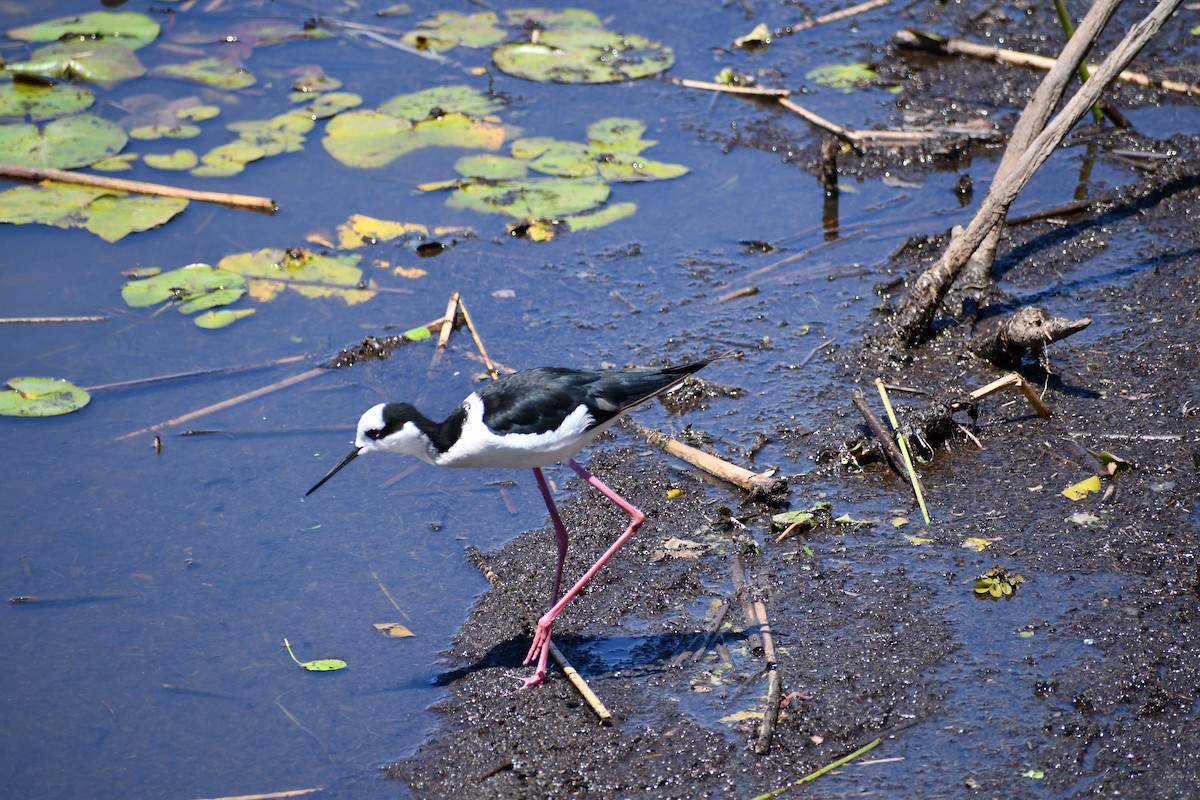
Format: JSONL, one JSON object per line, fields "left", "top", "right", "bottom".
{"left": 780, "top": 0, "right": 891, "bottom": 35}
{"left": 0, "top": 315, "right": 109, "bottom": 324}
{"left": 429, "top": 291, "right": 461, "bottom": 370}
{"left": 669, "top": 77, "right": 789, "bottom": 97}
{"left": 633, "top": 423, "right": 781, "bottom": 494}
{"left": 850, "top": 390, "right": 909, "bottom": 477}
{"left": 456, "top": 296, "right": 498, "bottom": 380}
{"left": 776, "top": 97, "right": 862, "bottom": 147}
{"left": 670, "top": 599, "right": 731, "bottom": 668}
{"left": 729, "top": 549, "right": 762, "bottom": 653}
{"left": 755, "top": 668, "right": 784, "bottom": 755}
{"left": 752, "top": 599, "right": 777, "bottom": 667}
{"left": 875, "top": 380, "right": 931, "bottom": 524}
{"left": 188, "top": 787, "right": 325, "bottom": 800}
{"left": 86, "top": 354, "right": 308, "bottom": 393}
{"left": 547, "top": 641, "right": 612, "bottom": 725}
{"left": 116, "top": 368, "right": 324, "bottom": 441}
{"left": 0, "top": 163, "right": 277, "bottom": 213}
{"left": 970, "top": 372, "right": 1051, "bottom": 419}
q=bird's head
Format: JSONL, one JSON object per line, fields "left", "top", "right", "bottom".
{"left": 306, "top": 402, "right": 433, "bottom": 497}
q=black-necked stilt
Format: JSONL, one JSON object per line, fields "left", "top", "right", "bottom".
{"left": 306, "top": 353, "right": 724, "bottom": 688}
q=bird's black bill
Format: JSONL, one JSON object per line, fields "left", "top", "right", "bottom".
{"left": 305, "top": 447, "right": 361, "bottom": 497}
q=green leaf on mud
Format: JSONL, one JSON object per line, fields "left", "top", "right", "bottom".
{"left": 805, "top": 62, "right": 878, "bottom": 92}
{"left": 219, "top": 248, "right": 376, "bottom": 305}
{"left": 0, "top": 377, "right": 90, "bottom": 417}
{"left": 5, "top": 40, "right": 146, "bottom": 83}
{"left": 0, "top": 182, "right": 186, "bottom": 241}
{"left": 0, "top": 81, "right": 94, "bottom": 121}
{"left": 0, "top": 113, "right": 127, "bottom": 168}
{"left": 6, "top": 10, "right": 160, "bottom": 50}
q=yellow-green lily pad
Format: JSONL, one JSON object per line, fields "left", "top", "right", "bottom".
{"left": 401, "top": 11, "right": 506, "bottom": 51}
{"left": 0, "top": 113, "right": 127, "bottom": 169}
{"left": 324, "top": 109, "right": 506, "bottom": 168}
{"left": 377, "top": 84, "right": 505, "bottom": 121}
{"left": 121, "top": 263, "right": 248, "bottom": 313}
{"left": 453, "top": 154, "right": 529, "bottom": 180}
{"left": 806, "top": 62, "right": 878, "bottom": 92}
{"left": 129, "top": 123, "right": 202, "bottom": 140}
{"left": 291, "top": 91, "right": 362, "bottom": 120}
{"left": 0, "top": 377, "right": 90, "bottom": 417}
{"left": 151, "top": 57, "right": 256, "bottom": 90}
{"left": 219, "top": 248, "right": 376, "bottom": 305}
{"left": 143, "top": 149, "right": 199, "bottom": 170}
{"left": 0, "top": 81, "right": 94, "bottom": 121}
{"left": 5, "top": 39, "right": 146, "bottom": 84}
{"left": 194, "top": 308, "right": 257, "bottom": 329}
{"left": 446, "top": 176, "right": 610, "bottom": 218}
{"left": 0, "top": 182, "right": 186, "bottom": 241}
{"left": 493, "top": 29, "right": 674, "bottom": 84}
{"left": 6, "top": 10, "right": 159, "bottom": 49}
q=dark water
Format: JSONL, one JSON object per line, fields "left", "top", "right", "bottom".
{"left": 2, "top": 1, "right": 1196, "bottom": 798}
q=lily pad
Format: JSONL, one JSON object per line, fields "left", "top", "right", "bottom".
{"left": 806, "top": 62, "right": 878, "bottom": 92}
{"left": 446, "top": 176, "right": 610, "bottom": 218}
{"left": 291, "top": 91, "right": 362, "bottom": 120}
{"left": 376, "top": 84, "right": 505, "bottom": 121}
{"left": 143, "top": 149, "right": 199, "bottom": 170}
{"left": 0, "top": 81, "right": 94, "bottom": 121}
{"left": 151, "top": 57, "right": 256, "bottom": 90}
{"left": 121, "top": 263, "right": 248, "bottom": 313}
{"left": 324, "top": 109, "right": 505, "bottom": 168}
{"left": 129, "top": 124, "right": 202, "bottom": 140}
{"left": 194, "top": 308, "right": 257, "bottom": 329}
{"left": 0, "top": 182, "right": 186, "bottom": 241}
{"left": 0, "top": 377, "right": 90, "bottom": 417}
{"left": 5, "top": 39, "right": 146, "bottom": 83}
{"left": 6, "top": 10, "right": 160, "bottom": 50}
{"left": 218, "top": 248, "right": 376, "bottom": 305}
{"left": 0, "top": 113, "right": 127, "bottom": 169}
{"left": 493, "top": 29, "right": 674, "bottom": 83}
{"left": 401, "top": 11, "right": 505, "bottom": 52}
{"left": 333, "top": 214, "right": 472, "bottom": 250}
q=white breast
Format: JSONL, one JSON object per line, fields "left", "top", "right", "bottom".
{"left": 434, "top": 396, "right": 602, "bottom": 469}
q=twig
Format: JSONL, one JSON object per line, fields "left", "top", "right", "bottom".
{"left": 776, "top": 97, "right": 862, "bottom": 147}
{"left": 729, "top": 549, "right": 762, "bottom": 653}
{"left": 632, "top": 424, "right": 784, "bottom": 497}
{"left": 752, "top": 738, "right": 883, "bottom": 798}
{"left": 456, "top": 296, "right": 498, "bottom": 380}
{"left": 188, "top": 788, "right": 324, "bottom": 800}
{"left": 755, "top": 668, "right": 783, "bottom": 755}
{"left": 849, "top": 390, "right": 911, "bottom": 479}
{"left": 779, "top": 0, "right": 891, "bottom": 36}
{"left": 116, "top": 368, "right": 323, "bottom": 441}
{"left": 969, "top": 372, "right": 1051, "bottom": 419}
{"left": 86, "top": 355, "right": 308, "bottom": 393}
{"left": 429, "top": 291, "right": 460, "bottom": 370}
{"left": 717, "top": 286, "right": 759, "bottom": 302}
{"left": 370, "top": 570, "right": 411, "bottom": 621}
{"left": 875, "top": 380, "right": 931, "bottom": 524}
{"left": 798, "top": 338, "right": 836, "bottom": 368}
{"left": 894, "top": 28, "right": 1200, "bottom": 96}
{"left": 670, "top": 599, "right": 730, "bottom": 667}
{"left": 669, "top": 77, "right": 790, "bottom": 97}
{"left": 547, "top": 641, "right": 612, "bottom": 725}
{"left": 0, "top": 163, "right": 277, "bottom": 213}
{"left": 0, "top": 315, "right": 109, "bottom": 324}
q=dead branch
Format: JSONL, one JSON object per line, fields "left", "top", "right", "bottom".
{"left": 779, "top": 0, "right": 892, "bottom": 36}
{"left": 972, "top": 306, "right": 1091, "bottom": 367}
{"left": 632, "top": 423, "right": 786, "bottom": 500}
{"left": 893, "top": 0, "right": 1181, "bottom": 346}
{"left": 0, "top": 163, "right": 277, "bottom": 213}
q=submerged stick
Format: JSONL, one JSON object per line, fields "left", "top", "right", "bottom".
{"left": 755, "top": 668, "right": 783, "bottom": 755}
{"left": 780, "top": 0, "right": 891, "bottom": 36}
{"left": 970, "top": 372, "right": 1051, "bottom": 419}
{"left": 548, "top": 642, "right": 612, "bottom": 725}
{"left": 0, "top": 315, "right": 109, "bottom": 324}
{"left": 0, "top": 163, "right": 277, "bottom": 213}
{"left": 87, "top": 354, "right": 309, "bottom": 393}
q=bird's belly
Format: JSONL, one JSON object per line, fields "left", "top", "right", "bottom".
{"left": 436, "top": 424, "right": 603, "bottom": 469}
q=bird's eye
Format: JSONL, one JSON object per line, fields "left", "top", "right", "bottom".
{"left": 366, "top": 428, "right": 384, "bottom": 440}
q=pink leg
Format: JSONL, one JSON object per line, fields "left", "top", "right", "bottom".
{"left": 522, "top": 467, "right": 569, "bottom": 688}
{"left": 523, "top": 458, "right": 646, "bottom": 686}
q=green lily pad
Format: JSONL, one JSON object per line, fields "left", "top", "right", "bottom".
{"left": 219, "top": 248, "right": 375, "bottom": 305}
{"left": 401, "top": 11, "right": 506, "bottom": 52}
{"left": 376, "top": 84, "right": 505, "bottom": 121}
{"left": 227, "top": 114, "right": 313, "bottom": 156}
{"left": 175, "top": 104, "right": 222, "bottom": 122}
{"left": 171, "top": 18, "right": 332, "bottom": 47}
{"left": 565, "top": 201, "right": 638, "bottom": 232}
{"left": 151, "top": 57, "right": 256, "bottom": 90}
{"left": 587, "top": 117, "right": 653, "bottom": 151}
{"left": 194, "top": 308, "right": 257, "bottom": 329}
{"left": 6, "top": 10, "right": 160, "bottom": 50}
{"left": 121, "top": 263, "right": 247, "bottom": 313}
{"left": 0, "top": 81, "right": 94, "bottom": 121}
{"left": 446, "top": 176, "right": 609, "bottom": 218}
{"left": 503, "top": 8, "right": 604, "bottom": 29}
{"left": 129, "top": 123, "right": 202, "bottom": 140}
{"left": 0, "top": 377, "right": 90, "bottom": 417}
{"left": 191, "top": 139, "right": 266, "bottom": 177}
{"left": 91, "top": 153, "right": 139, "bottom": 171}
{"left": 493, "top": 29, "right": 674, "bottom": 83}
{"left": 453, "top": 154, "right": 529, "bottom": 180}
{"left": 323, "top": 109, "right": 506, "bottom": 168}
{"left": 293, "top": 74, "right": 343, "bottom": 93}
{"left": 0, "top": 113, "right": 128, "bottom": 169}
{"left": 143, "top": 149, "right": 199, "bottom": 170}
{"left": 5, "top": 39, "right": 146, "bottom": 83}
{"left": 291, "top": 91, "right": 362, "bottom": 120}
{"left": 806, "top": 62, "right": 878, "bottom": 91}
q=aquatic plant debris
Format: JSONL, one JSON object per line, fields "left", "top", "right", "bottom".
{"left": 121, "top": 263, "right": 249, "bottom": 325}
{"left": 0, "top": 182, "right": 187, "bottom": 242}
{"left": 283, "top": 638, "right": 347, "bottom": 672}
{"left": 0, "top": 377, "right": 90, "bottom": 417}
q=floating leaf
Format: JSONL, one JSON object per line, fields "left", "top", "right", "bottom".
{"left": 1061, "top": 475, "right": 1102, "bottom": 500}
{"left": 121, "top": 263, "right": 248, "bottom": 313}
{"left": 292, "top": 91, "right": 362, "bottom": 120}
{"left": 376, "top": 84, "right": 505, "bottom": 120}
{"left": 453, "top": 153, "right": 529, "bottom": 180}
{"left": 374, "top": 622, "right": 416, "bottom": 638}
{"left": 190, "top": 140, "right": 267, "bottom": 177}
{"left": 324, "top": 109, "right": 506, "bottom": 168}
{"left": 0, "top": 182, "right": 186, "bottom": 241}
{"left": 219, "top": 248, "right": 375, "bottom": 305}
{"left": 0, "top": 81, "right": 94, "bottom": 121}
{"left": 904, "top": 534, "right": 932, "bottom": 545}
{"left": 564, "top": 201, "right": 637, "bottom": 232}
{"left": 193, "top": 308, "right": 256, "bottom": 329}
{"left": 961, "top": 537, "right": 994, "bottom": 551}
{"left": 0, "top": 377, "right": 90, "bottom": 417}
{"left": 176, "top": 104, "right": 221, "bottom": 122}
{"left": 401, "top": 11, "right": 505, "bottom": 51}
{"left": 402, "top": 326, "right": 432, "bottom": 341}
{"left": 587, "top": 117, "right": 654, "bottom": 152}
{"left": 333, "top": 214, "right": 471, "bottom": 250}
{"left": 5, "top": 40, "right": 146, "bottom": 83}
{"left": 493, "top": 29, "right": 674, "bottom": 84}
{"left": 143, "top": 149, "right": 199, "bottom": 170}
{"left": 283, "top": 638, "right": 347, "bottom": 672}
{"left": 293, "top": 74, "right": 343, "bottom": 93}
{"left": 0, "top": 113, "right": 127, "bottom": 169}
{"left": 806, "top": 62, "right": 878, "bottom": 92}
{"left": 152, "top": 57, "right": 256, "bottom": 89}
{"left": 91, "top": 153, "right": 138, "bottom": 172}
{"left": 733, "top": 22, "right": 773, "bottom": 50}
{"left": 129, "top": 123, "right": 201, "bottom": 141}
{"left": 7, "top": 10, "right": 160, "bottom": 50}
{"left": 446, "top": 176, "right": 610, "bottom": 218}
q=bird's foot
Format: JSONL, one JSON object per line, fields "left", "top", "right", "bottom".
{"left": 519, "top": 667, "right": 546, "bottom": 690}
{"left": 519, "top": 614, "right": 554, "bottom": 689}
